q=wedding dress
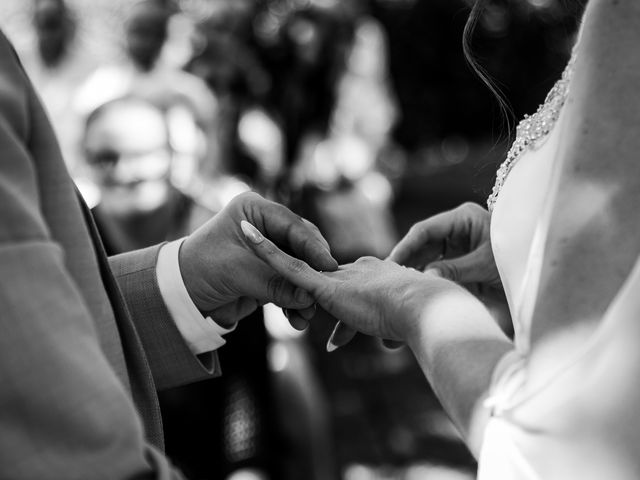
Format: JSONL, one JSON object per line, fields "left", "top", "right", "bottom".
{"left": 475, "top": 28, "right": 640, "bottom": 479}
{"left": 476, "top": 59, "right": 572, "bottom": 477}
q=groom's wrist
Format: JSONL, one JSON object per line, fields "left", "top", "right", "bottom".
{"left": 178, "top": 235, "right": 214, "bottom": 314}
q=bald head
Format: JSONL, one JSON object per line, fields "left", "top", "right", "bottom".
{"left": 83, "top": 97, "right": 173, "bottom": 215}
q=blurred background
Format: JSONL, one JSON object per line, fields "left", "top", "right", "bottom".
{"left": 0, "top": 0, "right": 584, "bottom": 478}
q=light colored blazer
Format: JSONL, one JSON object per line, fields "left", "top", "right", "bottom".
{"left": 0, "top": 31, "right": 219, "bottom": 478}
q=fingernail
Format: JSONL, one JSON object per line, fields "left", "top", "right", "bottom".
{"left": 326, "top": 335, "right": 339, "bottom": 352}
{"left": 290, "top": 313, "right": 309, "bottom": 331}
{"left": 241, "top": 220, "right": 264, "bottom": 244}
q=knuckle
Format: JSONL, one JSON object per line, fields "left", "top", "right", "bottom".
{"left": 443, "top": 262, "right": 460, "bottom": 281}
{"left": 302, "top": 219, "right": 325, "bottom": 240}
{"left": 262, "top": 241, "right": 277, "bottom": 257}
{"left": 287, "top": 257, "right": 306, "bottom": 274}
{"left": 460, "top": 201, "right": 486, "bottom": 216}
{"left": 267, "top": 275, "right": 286, "bottom": 302}
{"left": 317, "top": 283, "right": 335, "bottom": 307}
{"left": 234, "top": 191, "right": 262, "bottom": 208}
{"left": 407, "top": 224, "right": 421, "bottom": 238}
{"left": 457, "top": 202, "right": 475, "bottom": 216}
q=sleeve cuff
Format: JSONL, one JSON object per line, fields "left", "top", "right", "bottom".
{"left": 156, "top": 238, "right": 236, "bottom": 355}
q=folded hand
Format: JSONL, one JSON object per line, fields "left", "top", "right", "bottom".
{"left": 241, "top": 220, "right": 454, "bottom": 344}
{"left": 179, "top": 192, "right": 338, "bottom": 326}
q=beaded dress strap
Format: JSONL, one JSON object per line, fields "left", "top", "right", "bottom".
{"left": 487, "top": 52, "right": 577, "bottom": 212}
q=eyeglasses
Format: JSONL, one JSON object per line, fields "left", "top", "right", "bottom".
{"left": 85, "top": 146, "right": 172, "bottom": 183}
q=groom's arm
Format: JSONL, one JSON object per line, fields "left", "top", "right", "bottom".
{"left": 0, "top": 30, "right": 186, "bottom": 480}
{"left": 109, "top": 246, "right": 222, "bottom": 391}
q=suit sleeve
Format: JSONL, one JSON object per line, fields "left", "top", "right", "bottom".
{"left": 109, "top": 246, "right": 222, "bottom": 391}
{"left": 0, "top": 31, "right": 185, "bottom": 479}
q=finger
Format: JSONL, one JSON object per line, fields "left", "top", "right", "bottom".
{"left": 326, "top": 321, "right": 357, "bottom": 352}
{"left": 208, "top": 297, "right": 259, "bottom": 325}
{"left": 382, "top": 339, "right": 404, "bottom": 349}
{"left": 255, "top": 202, "right": 339, "bottom": 272}
{"left": 262, "top": 275, "right": 317, "bottom": 309}
{"left": 425, "top": 243, "right": 496, "bottom": 284}
{"left": 296, "top": 303, "right": 317, "bottom": 321}
{"left": 241, "top": 220, "right": 329, "bottom": 296}
{"left": 302, "top": 218, "right": 330, "bottom": 251}
{"left": 388, "top": 210, "right": 459, "bottom": 266}
{"left": 284, "top": 309, "right": 310, "bottom": 331}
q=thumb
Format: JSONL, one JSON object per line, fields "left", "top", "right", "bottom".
{"left": 425, "top": 245, "right": 496, "bottom": 284}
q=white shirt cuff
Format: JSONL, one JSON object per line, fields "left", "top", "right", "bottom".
{"left": 156, "top": 238, "right": 236, "bottom": 355}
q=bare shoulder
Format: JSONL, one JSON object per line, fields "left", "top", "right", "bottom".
{"left": 528, "top": 0, "right": 640, "bottom": 348}
{"left": 564, "top": 0, "right": 640, "bottom": 181}
{"left": 583, "top": 0, "right": 640, "bottom": 39}
{"left": 577, "top": 0, "right": 640, "bottom": 105}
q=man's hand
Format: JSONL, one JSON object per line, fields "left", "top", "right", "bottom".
{"left": 239, "top": 220, "right": 460, "bottom": 342}
{"left": 178, "top": 192, "right": 338, "bottom": 326}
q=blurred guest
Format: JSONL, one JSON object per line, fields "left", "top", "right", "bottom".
{"left": 289, "top": 12, "right": 399, "bottom": 262}
{"left": 75, "top": 0, "right": 219, "bottom": 186}
{"left": 82, "top": 95, "right": 279, "bottom": 480}
{"left": 20, "top": 0, "right": 99, "bottom": 174}
{"left": 187, "top": 8, "right": 342, "bottom": 479}
{"left": 186, "top": 2, "right": 276, "bottom": 192}
{"left": 272, "top": 6, "right": 352, "bottom": 172}
{"left": 244, "top": 1, "right": 640, "bottom": 478}
{"left": 0, "top": 18, "right": 339, "bottom": 478}
{"left": 82, "top": 96, "right": 211, "bottom": 252}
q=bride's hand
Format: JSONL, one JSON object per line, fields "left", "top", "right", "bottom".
{"left": 389, "top": 202, "right": 500, "bottom": 287}
{"left": 240, "top": 220, "right": 454, "bottom": 342}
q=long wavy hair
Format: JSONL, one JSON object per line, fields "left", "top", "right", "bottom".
{"left": 462, "top": 0, "right": 514, "bottom": 138}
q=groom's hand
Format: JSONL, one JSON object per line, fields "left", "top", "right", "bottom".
{"left": 178, "top": 192, "right": 338, "bottom": 326}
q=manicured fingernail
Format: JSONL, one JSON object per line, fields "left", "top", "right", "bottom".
{"left": 326, "top": 334, "right": 339, "bottom": 352}
{"left": 241, "top": 220, "right": 264, "bottom": 244}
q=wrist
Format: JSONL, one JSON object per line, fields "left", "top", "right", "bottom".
{"left": 403, "top": 278, "right": 480, "bottom": 345}
{"left": 178, "top": 236, "right": 211, "bottom": 313}
{"left": 396, "top": 276, "right": 454, "bottom": 340}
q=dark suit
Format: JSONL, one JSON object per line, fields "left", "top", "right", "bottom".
{"left": 0, "top": 31, "right": 217, "bottom": 478}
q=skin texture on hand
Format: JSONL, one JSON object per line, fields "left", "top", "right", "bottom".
{"left": 389, "top": 202, "right": 500, "bottom": 287}
{"left": 335, "top": 202, "right": 507, "bottom": 349}
{"left": 178, "top": 192, "right": 338, "bottom": 326}
{"left": 241, "top": 219, "right": 513, "bottom": 454}
{"left": 239, "top": 219, "right": 456, "bottom": 342}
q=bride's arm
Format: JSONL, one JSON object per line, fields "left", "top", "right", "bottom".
{"left": 528, "top": 0, "right": 640, "bottom": 350}
{"left": 402, "top": 282, "right": 513, "bottom": 455}
{"left": 240, "top": 221, "right": 513, "bottom": 457}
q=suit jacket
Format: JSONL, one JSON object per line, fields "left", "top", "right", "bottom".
{"left": 0, "top": 32, "right": 219, "bottom": 479}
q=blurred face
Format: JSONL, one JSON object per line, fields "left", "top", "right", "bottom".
{"left": 125, "top": 3, "right": 168, "bottom": 70}
{"left": 33, "top": 0, "right": 72, "bottom": 64}
{"left": 287, "top": 17, "right": 323, "bottom": 66}
{"left": 84, "top": 101, "right": 172, "bottom": 217}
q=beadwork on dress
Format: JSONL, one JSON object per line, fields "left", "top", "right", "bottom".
{"left": 487, "top": 53, "right": 576, "bottom": 212}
